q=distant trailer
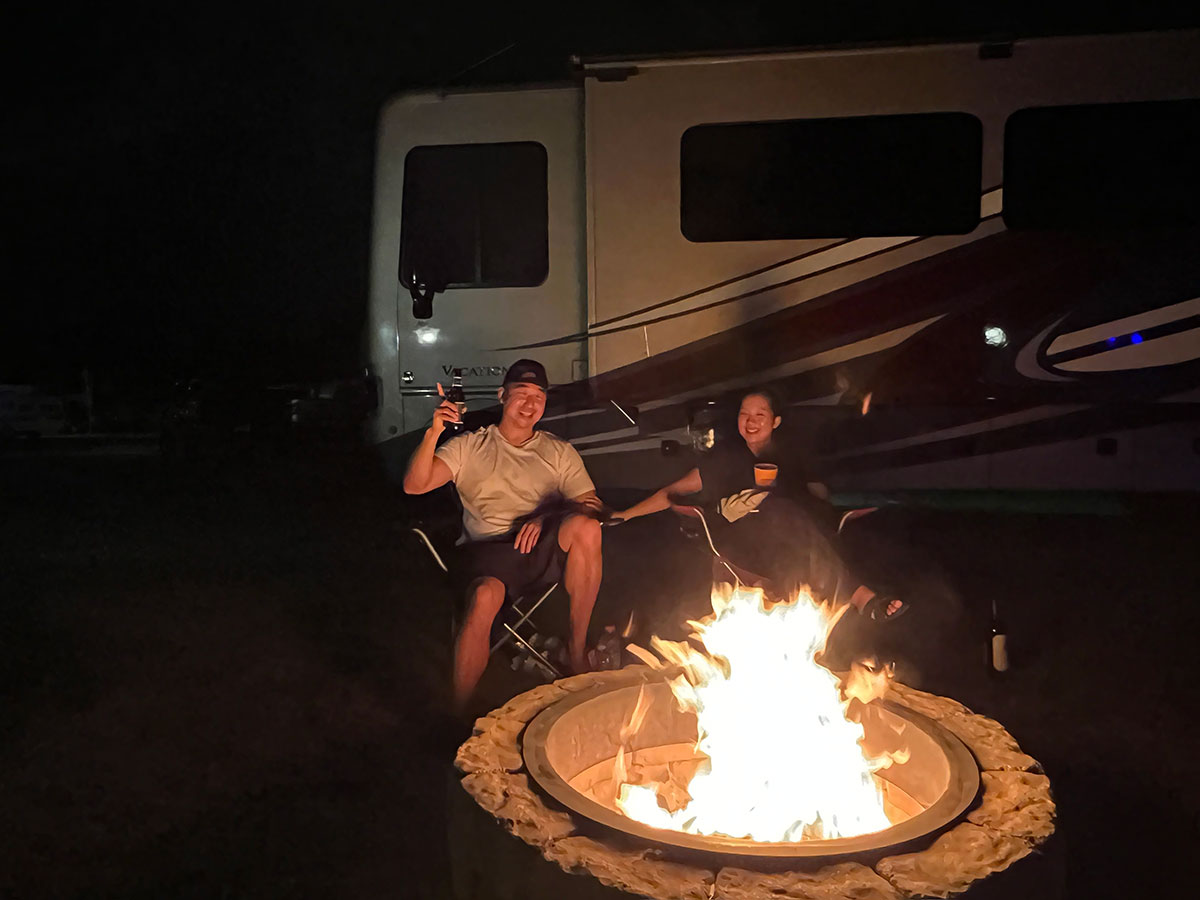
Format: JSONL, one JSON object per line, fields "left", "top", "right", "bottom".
{"left": 365, "top": 29, "right": 1200, "bottom": 493}
{"left": 0, "top": 386, "right": 67, "bottom": 437}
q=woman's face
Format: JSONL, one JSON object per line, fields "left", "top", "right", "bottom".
{"left": 737, "top": 393, "right": 781, "bottom": 446}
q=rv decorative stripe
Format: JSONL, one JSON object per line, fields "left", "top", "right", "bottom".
{"left": 494, "top": 192, "right": 1004, "bottom": 353}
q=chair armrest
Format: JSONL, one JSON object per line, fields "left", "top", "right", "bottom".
{"left": 411, "top": 527, "right": 450, "bottom": 573}
{"left": 837, "top": 506, "right": 879, "bottom": 534}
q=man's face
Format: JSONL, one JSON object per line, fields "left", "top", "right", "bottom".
{"left": 737, "top": 394, "right": 781, "bottom": 444}
{"left": 500, "top": 383, "right": 546, "bottom": 428}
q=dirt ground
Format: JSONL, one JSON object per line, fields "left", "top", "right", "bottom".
{"left": 1, "top": 443, "right": 1197, "bottom": 898}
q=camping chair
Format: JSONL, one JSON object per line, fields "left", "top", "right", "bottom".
{"left": 667, "top": 500, "right": 879, "bottom": 599}
{"left": 410, "top": 523, "right": 564, "bottom": 680}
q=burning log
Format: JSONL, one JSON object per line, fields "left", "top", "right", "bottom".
{"left": 613, "top": 585, "right": 907, "bottom": 843}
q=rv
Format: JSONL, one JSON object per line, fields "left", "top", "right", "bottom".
{"left": 365, "top": 29, "right": 1200, "bottom": 494}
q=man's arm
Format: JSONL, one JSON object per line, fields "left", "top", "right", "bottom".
{"left": 402, "top": 385, "right": 459, "bottom": 494}
{"left": 403, "top": 432, "right": 454, "bottom": 494}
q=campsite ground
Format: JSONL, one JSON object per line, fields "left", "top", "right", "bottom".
{"left": 1, "top": 441, "right": 1195, "bottom": 897}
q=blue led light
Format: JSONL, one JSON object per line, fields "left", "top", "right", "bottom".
{"left": 1106, "top": 336, "right": 1118, "bottom": 345}
{"left": 1131, "top": 332, "right": 1143, "bottom": 344}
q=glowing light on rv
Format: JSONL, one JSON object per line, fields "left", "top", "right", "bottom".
{"left": 983, "top": 325, "right": 1008, "bottom": 348}
{"left": 415, "top": 326, "right": 440, "bottom": 346}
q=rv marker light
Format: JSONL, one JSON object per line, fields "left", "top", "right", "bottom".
{"left": 982, "top": 324, "right": 1008, "bottom": 348}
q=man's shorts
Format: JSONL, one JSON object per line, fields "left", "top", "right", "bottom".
{"left": 452, "top": 516, "right": 566, "bottom": 602}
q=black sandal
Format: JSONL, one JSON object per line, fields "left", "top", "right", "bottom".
{"left": 862, "top": 593, "right": 909, "bottom": 622}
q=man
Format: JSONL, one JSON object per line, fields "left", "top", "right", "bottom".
{"left": 403, "top": 359, "right": 603, "bottom": 710}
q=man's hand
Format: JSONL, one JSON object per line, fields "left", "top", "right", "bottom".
{"left": 718, "top": 489, "right": 769, "bottom": 523}
{"left": 514, "top": 516, "right": 544, "bottom": 554}
{"left": 429, "top": 382, "right": 462, "bottom": 437}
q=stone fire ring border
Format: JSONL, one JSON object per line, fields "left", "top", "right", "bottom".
{"left": 455, "top": 667, "right": 1056, "bottom": 900}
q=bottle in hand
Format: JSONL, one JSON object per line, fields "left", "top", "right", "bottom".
{"left": 444, "top": 369, "right": 467, "bottom": 434}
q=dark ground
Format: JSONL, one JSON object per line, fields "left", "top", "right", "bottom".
{"left": 1, "top": 441, "right": 1197, "bottom": 898}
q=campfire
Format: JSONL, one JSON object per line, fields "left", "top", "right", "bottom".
{"left": 456, "top": 581, "right": 1056, "bottom": 899}
{"left": 612, "top": 585, "right": 904, "bottom": 843}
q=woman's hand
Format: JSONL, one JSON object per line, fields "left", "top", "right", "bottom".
{"left": 575, "top": 494, "right": 605, "bottom": 515}
{"left": 718, "top": 489, "right": 769, "bottom": 523}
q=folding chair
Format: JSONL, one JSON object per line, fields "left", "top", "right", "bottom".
{"left": 410, "top": 524, "right": 564, "bottom": 679}
{"left": 669, "top": 503, "right": 767, "bottom": 591}
{"left": 668, "top": 500, "right": 880, "bottom": 598}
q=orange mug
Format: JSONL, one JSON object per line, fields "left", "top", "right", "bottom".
{"left": 753, "top": 463, "right": 778, "bottom": 487}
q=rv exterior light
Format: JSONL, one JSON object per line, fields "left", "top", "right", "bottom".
{"left": 415, "top": 326, "right": 440, "bottom": 346}
{"left": 983, "top": 324, "right": 1008, "bottom": 348}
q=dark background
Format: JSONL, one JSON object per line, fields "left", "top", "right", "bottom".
{"left": 6, "top": 3, "right": 1200, "bottom": 394}
{"left": 4, "top": 10, "right": 1200, "bottom": 896}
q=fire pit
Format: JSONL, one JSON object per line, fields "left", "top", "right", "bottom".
{"left": 523, "top": 679, "right": 979, "bottom": 865}
{"left": 456, "top": 587, "right": 1055, "bottom": 899}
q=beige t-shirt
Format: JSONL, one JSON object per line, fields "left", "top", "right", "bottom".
{"left": 435, "top": 425, "right": 596, "bottom": 542}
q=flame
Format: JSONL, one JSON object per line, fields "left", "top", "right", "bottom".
{"left": 615, "top": 584, "right": 902, "bottom": 842}
{"left": 843, "top": 656, "right": 895, "bottom": 708}
{"left": 621, "top": 609, "right": 637, "bottom": 639}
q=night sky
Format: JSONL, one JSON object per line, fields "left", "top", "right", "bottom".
{"left": 7, "top": 3, "right": 1198, "bottom": 393}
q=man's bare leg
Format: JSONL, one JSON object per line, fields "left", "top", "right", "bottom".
{"left": 453, "top": 576, "right": 506, "bottom": 712}
{"left": 558, "top": 514, "right": 603, "bottom": 673}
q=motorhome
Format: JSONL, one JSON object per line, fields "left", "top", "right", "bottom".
{"left": 365, "top": 29, "right": 1200, "bottom": 494}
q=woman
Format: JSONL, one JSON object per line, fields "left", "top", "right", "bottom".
{"left": 615, "top": 389, "right": 904, "bottom": 620}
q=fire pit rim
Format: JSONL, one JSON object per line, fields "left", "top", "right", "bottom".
{"left": 522, "top": 678, "right": 981, "bottom": 860}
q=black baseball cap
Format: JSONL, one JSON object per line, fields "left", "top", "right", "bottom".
{"left": 502, "top": 358, "right": 549, "bottom": 391}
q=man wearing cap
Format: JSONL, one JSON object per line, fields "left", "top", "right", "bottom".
{"left": 403, "top": 359, "right": 604, "bottom": 709}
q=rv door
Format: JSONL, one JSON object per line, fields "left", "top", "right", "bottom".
{"left": 366, "top": 85, "right": 585, "bottom": 442}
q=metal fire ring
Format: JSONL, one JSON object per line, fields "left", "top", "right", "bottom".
{"left": 522, "top": 680, "right": 981, "bottom": 863}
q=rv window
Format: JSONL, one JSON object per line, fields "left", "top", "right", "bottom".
{"left": 399, "top": 141, "right": 548, "bottom": 290}
{"left": 1004, "top": 99, "right": 1200, "bottom": 229}
{"left": 680, "top": 113, "right": 982, "bottom": 241}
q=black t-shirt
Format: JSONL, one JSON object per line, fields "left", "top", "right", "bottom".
{"left": 696, "top": 439, "right": 814, "bottom": 507}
